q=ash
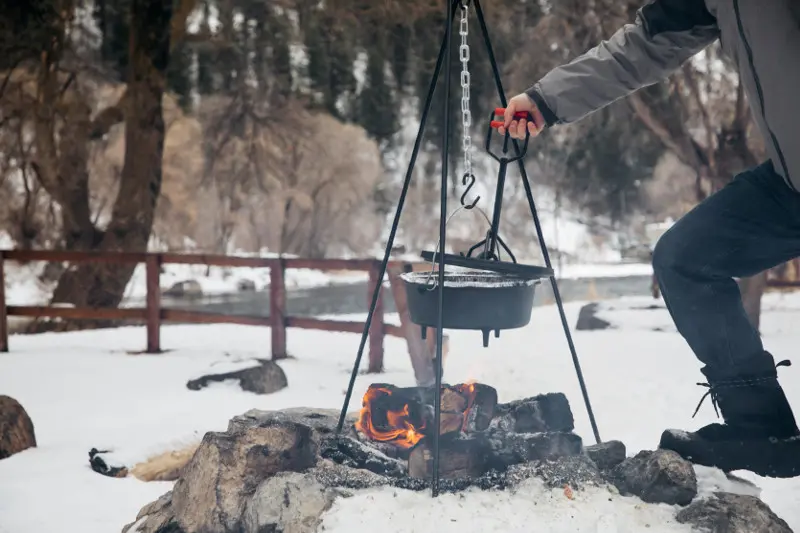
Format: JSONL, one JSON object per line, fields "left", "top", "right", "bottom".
{"left": 506, "top": 455, "right": 604, "bottom": 490}
{"left": 311, "top": 459, "right": 392, "bottom": 490}
{"left": 319, "top": 431, "right": 605, "bottom": 495}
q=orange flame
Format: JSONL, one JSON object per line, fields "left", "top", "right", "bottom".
{"left": 356, "top": 383, "right": 483, "bottom": 448}
{"left": 355, "top": 386, "right": 426, "bottom": 449}
{"left": 454, "top": 383, "right": 477, "bottom": 431}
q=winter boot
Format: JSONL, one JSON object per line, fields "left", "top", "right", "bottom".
{"left": 659, "top": 356, "right": 800, "bottom": 478}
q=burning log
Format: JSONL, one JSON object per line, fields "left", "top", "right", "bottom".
{"left": 407, "top": 436, "right": 489, "bottom": 480}
{"left": 355, "top": 383, "right": 498, "bottom": 449}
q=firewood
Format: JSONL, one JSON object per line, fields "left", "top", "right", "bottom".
{"left": 490, "top": 392, "right": 574, "bottom": 433}
{"left": 407, "top": 436, "right": 488, "bottom": 480}
{"left": 461, "top": 383, "right": 498, "bottom": 433}
{"left": 357, "top": 383, "right": 499, "bottom": 447}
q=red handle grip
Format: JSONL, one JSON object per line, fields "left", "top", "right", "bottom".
{"left": 490, "top": 108, "right": 530, "bottom": 129}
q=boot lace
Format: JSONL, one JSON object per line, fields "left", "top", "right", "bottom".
{"left": 691, "top": 359, "right": 791, "bottom": 419}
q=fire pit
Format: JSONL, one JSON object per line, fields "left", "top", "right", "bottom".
{"left": 350, "top": 382, "right": 582, "bottom": 481}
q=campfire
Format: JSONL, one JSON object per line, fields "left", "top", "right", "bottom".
{"left": 355, "top": 383, "right": 496, "bottom": 450}
{"left": 351, "top": 382, "right": 581, "bottom": 481}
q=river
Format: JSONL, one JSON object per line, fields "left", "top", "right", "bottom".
{"left": 142, "top": 274, "right": 654, "bottom": 319}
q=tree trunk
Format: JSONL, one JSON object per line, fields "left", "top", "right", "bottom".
{"left": 738, "top": 271, "right": 767, "bottom": 333}
{"left": 48, "top": 0, "right": 173, "bottom": 313}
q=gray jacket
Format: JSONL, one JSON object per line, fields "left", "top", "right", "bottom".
{"left": 526, "top": 0, "right": 800, "bottom": 192}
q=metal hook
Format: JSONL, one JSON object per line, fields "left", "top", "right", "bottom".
{"left": 460, "top": 172, "right": 480, "bottom": 209}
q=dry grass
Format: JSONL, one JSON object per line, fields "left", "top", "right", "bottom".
{"left": 130, "top": 442, "right": 201, "bottom": 482}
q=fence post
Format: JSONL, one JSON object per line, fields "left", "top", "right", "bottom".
{"left": 270, "top": 258, "right": 287, "bottom": 360}
{"left": 146, "top": 253, "right": 161, "bottom": 353}
{"left": 0, "top": 252, "right": 7, "bottom": 353}
{"left": 367, "top": 260, "right": 385, "bottom": 373}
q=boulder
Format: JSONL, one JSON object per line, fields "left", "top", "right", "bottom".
{"left": 241, "top": 472, "right": 338, "bottom": 533}
{"left": 187, "top": 359, "right": 288, "bottom": 395}
{"left": 585, "top": 440, "right": 626, "bottom": 471}
{"left": 125, "top": 408, "right": 355, "bottom": 533}
{"left": 170, "top": 412, "right": 321, "bottom": 532}
{"left": 121, "top": 491, "right": 175, "bottom": 533}
{"left": 0, "top": 395, "right": 36, "bottom": 460}
{"left": 609, "top": 449, "right": 697, "bottom": 506}
{"left": 677, "top": 492, "right": 792, "bottom": 533}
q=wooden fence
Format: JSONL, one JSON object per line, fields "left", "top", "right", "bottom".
{"left": 0, "top": 250, "right": 420, "bottom": 373}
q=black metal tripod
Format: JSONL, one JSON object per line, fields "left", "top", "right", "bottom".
{"left": 335, "top": 0, "right": 602, "bottom": 497}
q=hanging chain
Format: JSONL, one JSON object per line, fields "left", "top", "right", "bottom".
{"left": 459, "top": 1, "right": 473, "bottom": 184}
{"left": 422, "top": 1, "right": 480, "bottom": 290}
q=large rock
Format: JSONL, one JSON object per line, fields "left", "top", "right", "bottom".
{"left": 241, "top": 472, "right": 337, "bottom": 533}
{"left": 124, "top": 408, "right": 356, "bottom": 533}
{"left": 0, "top": 395, "right": 36, "bottom": 460}
{"left": 170, "top": 410, "right": 328, "bottom": 532}
{"left": 676, "top": 492, "right": 792, "bottom": 533}
{"left": 187, "top": 359, "right": 288, "bottom": 395}
{"left": 609, "top": 449, "right": 697, "bottom": 506}
{"left": 585, "top": 440, "right": 626, "bottom": 471}
{"left": 121, "top": 491, "right": 175, "bottom": 533}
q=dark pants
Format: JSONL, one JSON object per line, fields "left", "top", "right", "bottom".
{"left": 653, "top": 161, "right": 800, "bottom": 379}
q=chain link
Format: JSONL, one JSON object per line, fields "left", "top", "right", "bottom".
{"left": 459, "top": 3, "right": 472, "bottom": 180}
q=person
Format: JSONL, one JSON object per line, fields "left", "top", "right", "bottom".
{"left": 499, "top": 0, "right": 800, "bottom": 478}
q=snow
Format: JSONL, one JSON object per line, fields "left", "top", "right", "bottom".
{"left": 3, "top": 291, "right": 800, "bottom": 533}
{"left": 123, "top": 262, "right": 368, "bottom": 300}
{"left": 556, "top": 262, "right": 653, "bottom": 280}
{"left": 320, "top": 478, "right": 693, "bottom": 533}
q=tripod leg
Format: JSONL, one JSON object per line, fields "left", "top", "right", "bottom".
{"left": 431, "top": 0, "right": 456, "bottom": 500}
{"left": 473, "top": 0, "right": 602, "bottom": 445}
{"left": 336, "top": 0, "right": 462, "bottom": 436}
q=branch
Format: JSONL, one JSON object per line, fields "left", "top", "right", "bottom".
{"left": 680, "top": 63, "right": 716, "bottom": 174}
{"left": 170, "top": 0, "right": 200, "bottom": 50}
{"left": 0, "top": 58, "right": 23, "bottom": 100}
{"left": 627, "top": 92, "right": 692, "bottom": 164}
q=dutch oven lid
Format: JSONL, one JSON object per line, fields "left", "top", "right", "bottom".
{"left": 400, "top": 269, "right": 539, "bottom": 288}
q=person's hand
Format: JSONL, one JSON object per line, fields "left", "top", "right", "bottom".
{"left": 497, "top": 93, "right": 545, "bottom": 139}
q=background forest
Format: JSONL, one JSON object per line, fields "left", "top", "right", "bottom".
{"left": 0, "top": 0, "right": 767, "bottom": 312}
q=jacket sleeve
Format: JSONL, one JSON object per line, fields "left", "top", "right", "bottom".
{"left": 526, "top": 0, "right": 720, "bottom": 127}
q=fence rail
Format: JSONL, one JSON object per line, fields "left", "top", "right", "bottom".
{"left": 0, "top": 249, "right": 416, "bottom": 373}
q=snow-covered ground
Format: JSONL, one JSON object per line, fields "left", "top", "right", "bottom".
{"left": 3, "top": 291, "right": 799, "bottom": 533}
